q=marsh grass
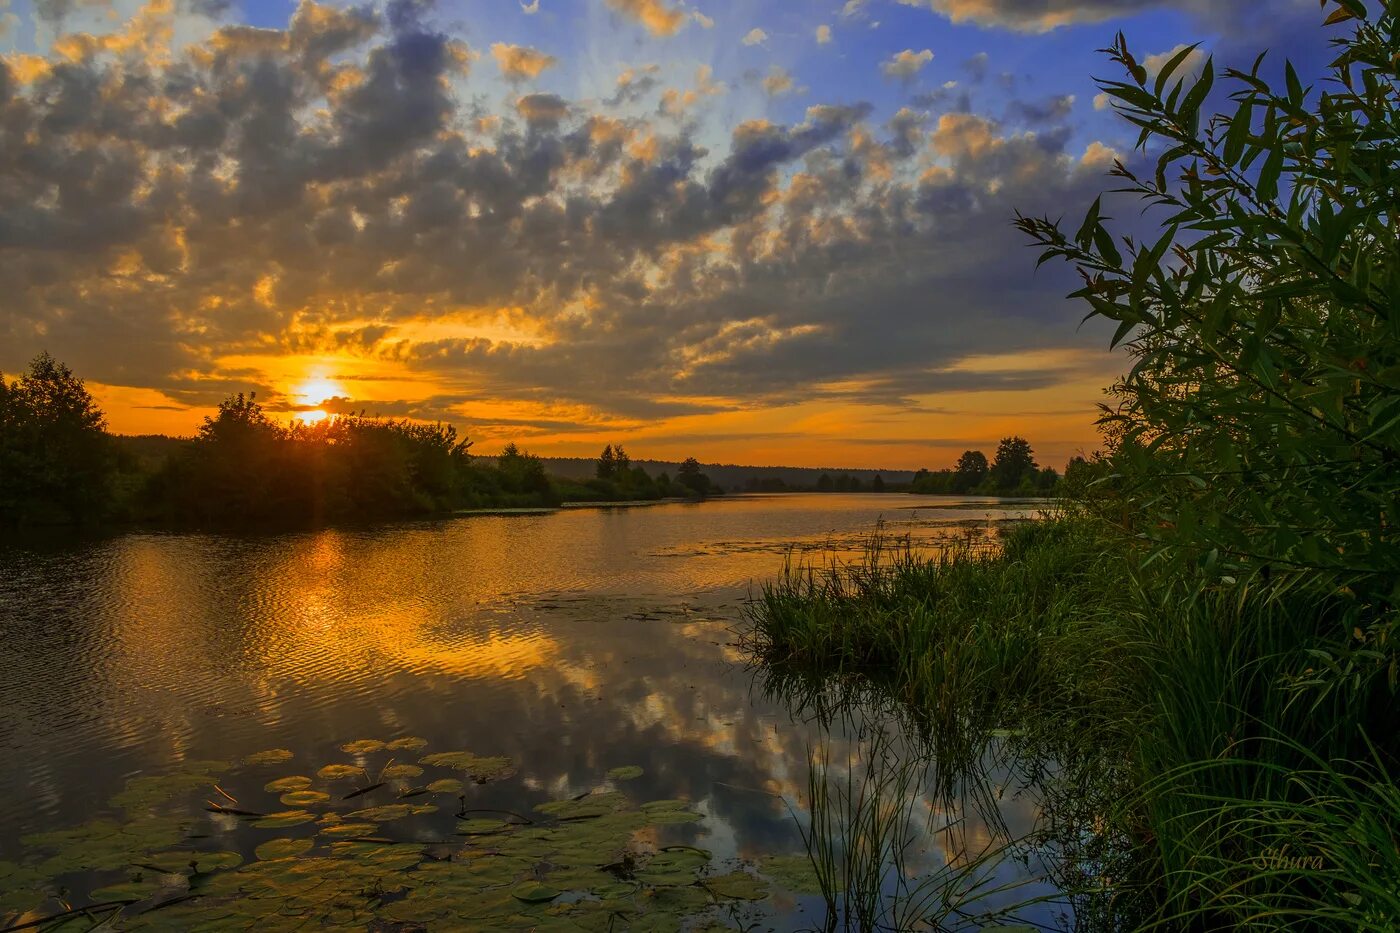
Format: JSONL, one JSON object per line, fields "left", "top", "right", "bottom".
{"left": 745, "top": 518, "right": 1399, "bottom": 930}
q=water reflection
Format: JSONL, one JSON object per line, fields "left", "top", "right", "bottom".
{"left": 0, "top": 493, "right": 1061, "bottom": 929}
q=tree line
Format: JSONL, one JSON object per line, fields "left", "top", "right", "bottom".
{"left": 0, "top": 355, "right": 718, "bottom": 527}
{"left": 910, "top": 436, "right": 1063, "bottom": 495}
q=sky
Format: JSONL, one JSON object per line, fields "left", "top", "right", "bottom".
{"left": 0, "top": 0, "right": 1338, "bottom": 469}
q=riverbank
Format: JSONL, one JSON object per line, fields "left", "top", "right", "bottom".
{"left": 743, "top": 518, "right": 1400, "bottom": 929}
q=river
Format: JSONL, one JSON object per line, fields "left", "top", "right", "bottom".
{"left": 0, "top": 493, "right": 1066, "bottom": 931}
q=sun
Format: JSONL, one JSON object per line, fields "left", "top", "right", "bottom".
{"left": 292, "top": 375, "right": 346, "bottom": 425}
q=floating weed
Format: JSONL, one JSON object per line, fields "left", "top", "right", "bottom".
{"left": 608, "top": 765, "right": 644, "bottom": 781}
{"left": 242, "top": 749, "right": 292, "bottom": 766}
{"left": 339, "top": 739, "right": 385, "bottom": 754}
{"left": 278, "top": 790, "right": 329, "bottom": 807}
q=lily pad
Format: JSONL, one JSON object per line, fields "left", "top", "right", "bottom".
{"left": 607, "top": 765, "right": 644, "bottom": 781}
{"left": 385, "top": 736, "right": 428, "bottom": 751}
{"left": 458, "top": 818, "right": 511, "bottom": 835}
{"left": 426, "top": 778, "right": 464, "bottom": 794}
{"left": 512, "top": 880, "right": 560, "bottom": 903}
{"left": 704, "top": 871, "right": 768, "bottom": 900}
{"left": 264, "top": 775, "right": 312, "bottom": 793}
{"left": 279, "top": 790, "right": 330, "bottom": 807}
{"left": 146, "top": 849, "right": 243, "bottom": 873}
{"left": 758, "top": 854, "right": 824, "bottom": 894}
{"left": 254, "top": 838, "right": 315, "bottom": 860}
{"left": 253, "top": 810, "right": 317, "bottom": 829}
{"left": 419, "top": 751, "right": 515, "bottom": 781}
{"left": 637, "top": 847, "right": 711, "bottom": 887}
{"left": 243, "top": 749, "right": 293, "bottom": 766}
{"left": 344, "top": 803, "right": 434, "bottom": 822}
{"left": 319, "top": 822, "right": 378, "bottom": 838}
{"left": 90, "top": 879, "right": 166, "bottom": 901}
{"left": 536, "top": 792, "right": 627, "bottom": 821}
{"left": 316, "top": 764, "right": 363, "bottom": 781}
{"left": 381, "top": 764, "right": 423, "bottom": 780}
{"left": 340, "top": 739, "right": 385, "bottom": 754}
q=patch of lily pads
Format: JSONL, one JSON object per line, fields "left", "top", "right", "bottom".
{"left": 0, "top": 736, "right": 822, "bottom": 931}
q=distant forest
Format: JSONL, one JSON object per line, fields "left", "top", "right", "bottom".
{"left": 1, "top": 353, "right": 1064, "bottom": 527}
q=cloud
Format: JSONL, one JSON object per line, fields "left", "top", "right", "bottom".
{"left": 1, "top": 0, "right": 1132, "bottom": 434}
{"left": 741, "top": 27, "right": 767, "bottom": 46}
{"left": 610, "top": 63, "right": 661, "bottom": 105}
{"left": 893, "top": 0, "right": 1307, "bottom": 33}
{"left": 1008, "top": 93, "right": 1075, "bottom": 123}
{"left": 1143, "top": 42, "right": 1206, "bottom": 82}
{"left": 605, "top": 0, "right": 687, "bottom": 36}
{"left": 963, "top": 51, "right": 989, "bottom": 81}
{"left": 760, "top": 65, "right": 799, "bottom": 97}
{"left": 882, "top": 48, "right": 934, "bottom": 79}
{"left": 692, "top": 10, "right": 714, "bottom": 28}
{"left": 490, "top": 42, "right": 557, "bottom": 80}
{"left": 520, "top": 0, "right": 540, "bottom": 14}
{"left": 815, "top": 24, "right": 832, "bottom": 44}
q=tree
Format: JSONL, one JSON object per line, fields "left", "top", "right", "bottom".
{"left": 1016, "top": 5, "right": 1400, "bottom": 605}
{"left": 989, "top": 437, "right": 1037, "bottom": 492}
{"left": 816, "top": 473, "right": 834, "bottom": 492}
{"left": 953, "top": 450, "right": 989, "bottom": 493}
{"left": 676, "top": 456, "right": 712, "bottom": 496}
{"left": 0, "top": 352, "right": 113, "bottom": 523}
{"left": 498, "top": 443, "right": 558, "bottom": 504}
{"left": 596, "top": 444, "right": 616, "bottom": 480}
{"left": 872, "top": 474, "right": 885, "bottom": 492}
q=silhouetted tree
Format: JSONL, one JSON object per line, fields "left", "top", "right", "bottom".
{"left": 676, "top": 456, "right": 714, "bottom": 496}
{"left": 990, "top": 437, "right": 1037, "bottom": 492}
{"left": 596, "top": 444, "right": 617, "bottom": 480}
{"left": 0, "top": 352, "right": 113, "bottom": 523}
{"left": 872, "top": 474, "right": 885, "bottom": 492}
{"left": 953, "top": 450, "right": 989, "bottom": 493}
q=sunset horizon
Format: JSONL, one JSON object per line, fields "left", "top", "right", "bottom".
{"left": 4, "top": 0, "right": 1328, "bottom": 472}
{"left": 4, "top": 3, "right": 1394, "bottom": 928}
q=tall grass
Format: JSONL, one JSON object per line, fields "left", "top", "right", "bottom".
{"left": 744, "top": 516, "right": 1400, "bottom": 930}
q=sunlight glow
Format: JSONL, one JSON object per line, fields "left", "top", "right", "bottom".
{"left": 295, "top": 376, "right": 346, "bottom": 406}
{"left": 291, "top": 375, "right": 345, "bottom": 425}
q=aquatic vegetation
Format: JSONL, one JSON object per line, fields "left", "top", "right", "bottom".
{"left": 419, "top": 750, "right": 516, "bottom": 782}
{"left": 607, "top": 765, "right": 644, "bottom": 781}
{"left": 0, "top": 736, "right": 824, "bottom": 932}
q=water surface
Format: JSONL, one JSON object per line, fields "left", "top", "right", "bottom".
{"left": 0, "top": 493, "right": 1061, "bottom": 929}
